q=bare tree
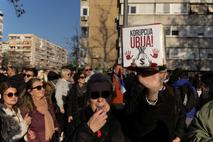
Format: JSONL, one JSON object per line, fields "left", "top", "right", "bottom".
{"left": 1, "top": 51, "right": 29, "bottom": 69}
{"left": 88, "top": 0, "right": 117, "bottom": 69}
{"left": 7, "top": 0, "right": 25, "bottom": 17}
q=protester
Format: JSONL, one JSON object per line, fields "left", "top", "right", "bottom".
{"left": 187, "top": 99, "right": 213, "bottom": 141}
{"left": 55, "top": 68, "right": 71, "bottom": 140}
{"left": 111, "top": 63, "right": 126, "bottom": 110}
{"left": 83, "top": 64, "right": 94, "bottom": 83}
{"left": 6, "top": 65, "right": 25, "bottom": 93}
{"left": 122, "top": 67, "right": 185, "bottom": 142}
{"left": 18, "top": 78, "right": 59, "bottom": 142}
{"left": 0, "top": 103, "right": 21, "bottom": 142}
{"left": 169, "top": 68, "right": 198, "bottom": 127}
{"left": 55, "top": 68, "right": 71, "bottom": 114}
{"left": 0, "top": 80, "right": 31, "bottom": 141}
{"left": 64, "top": 70, "right": 87, "bottom": 141}
{"left": 66, "top": 70, "right": 87, "bottom": 124}
{"left": 66, "top": 73, "right": 126, "bottom": 142}
{"left": 23, "top": 67, "right": 38, "bottom": 83}
{"left": 198, "top": 72, "right": 213, "bottom": 110}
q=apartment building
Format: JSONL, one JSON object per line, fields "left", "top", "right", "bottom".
{"left": 119, "top": 0, "right": 213, "bottom": 71}
{"left": 7, "top": 34, "right": 68, "bottom": 70}
{"left": 80, "top": 0, "right": 118, "bottom": 68}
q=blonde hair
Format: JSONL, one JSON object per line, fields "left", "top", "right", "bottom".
{"left": 37, "top": 70, "right": 48, "bottom": 82}
{"left": 60, "top": 68, "right": 70, "bottom": 78}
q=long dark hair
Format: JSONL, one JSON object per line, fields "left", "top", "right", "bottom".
{"left": 0, "top": 79, "right": 19, "bottom": 113}
{"left": 18, "top": 78, "right": 52, "bottom": 112}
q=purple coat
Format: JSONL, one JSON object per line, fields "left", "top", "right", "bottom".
{"left": 28, "top": 103, "right": 58, "bottom": 142}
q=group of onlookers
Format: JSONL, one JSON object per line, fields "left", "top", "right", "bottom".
{"left": 0, "top": 63, "right": 213, "bottom": 142}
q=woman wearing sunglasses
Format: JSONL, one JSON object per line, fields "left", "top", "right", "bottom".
{"left": 18, "top": 78, "right": 59, "bottom": 142}
{"left": 64, "top": 71, "right": 87, "bottom": 140}
{"left": 0, "top": 80, "right": 31, "bottom": 141}
{"left": 66, "top": 71, "right": 87, "bottom": 123}
{"left": 66, "top": 73, "right": 125, "bottom": 142}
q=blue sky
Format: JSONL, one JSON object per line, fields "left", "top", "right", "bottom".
{"left": 0, "top": 0, "right": 80, "bottom": 51}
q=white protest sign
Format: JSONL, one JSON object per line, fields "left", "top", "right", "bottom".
{"left": 122, "top": 23, "right": 166, "bottom": 68}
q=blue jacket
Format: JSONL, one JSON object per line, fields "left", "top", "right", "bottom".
{"left": 172, "top": 79, "right": 197, "bottom": 118}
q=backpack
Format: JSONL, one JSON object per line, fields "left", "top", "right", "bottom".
{"left": 174, "top": 83, "right": 198, "bottom": 113}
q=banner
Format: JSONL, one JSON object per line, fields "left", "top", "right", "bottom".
{"left": 122, "top": 23, "right": 166, "bottom": 68}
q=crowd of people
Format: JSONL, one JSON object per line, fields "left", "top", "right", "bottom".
{"left": 0, "top": 63, "right": 213, "bottom": 142}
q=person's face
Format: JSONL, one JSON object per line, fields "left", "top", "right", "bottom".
{"left": 24, "top": 71, "right": 34, "bottom": 83}
{"left": 3, "top": 87, "right": 18, "bottom": 108}
{"left": 64, "top": 72, "right": 71, "bottom": 81}
{"left": 84, "top": 66, "right": 93, "bottom": 77}
{"left": 88, "top": 82, "right": 111, "bottom": 112}
{"left": 6, "top": 67, "right": 15, "bottom": 77}
{"left": 30, "top": 81, "right": 45, "bottom": 100}
{"left": 78, "top": 74, "right": 86, "bottom": 84}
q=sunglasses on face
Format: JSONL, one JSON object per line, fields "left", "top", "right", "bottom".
{"left": 31, "top": 85, "right": 45, "bottom": 90}
{"left": 90, "top": 90, "right": 111, "bottom": 99}
{"left": 24, "top": 74, "right": 32, "bottom": 78}
{"left": 79, "top": 76, "right": 85, "bottom": 79}
{"left": 85, "top": 68, "right": 92, "bottom": 71}
{"left": 5, "top": 92, "right": 19, "bottom": 98}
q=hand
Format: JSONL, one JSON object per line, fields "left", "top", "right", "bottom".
{"left": 101, "top": 103, "right": 110, "bottom": 113}
{"left": 87, "top": 109, "right": 108, "bottom": 133}
{"left": 24, "top": 113, "right": 31, "bottom": 125}
{"left": 172, "top": 137, "right": 181, "bottom": 142}
{"left": 60, "top": 107, "right": 65, "bottom": 114}
{"left": 54, "top": 127, "right": 59, "bottom": 131}
{"left": 138, "top": 71, "right": 161, "bottom": 93}
{"left": 138, "top": 71, "right": 162, "bottom": 101}
{"left": 28, "top": 129, "right": 36, "bottom": 140}
{"left": 68, "top": 116, "right": 73, "bottom": 123}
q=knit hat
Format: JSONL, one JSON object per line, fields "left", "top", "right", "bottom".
{"left": 87, "top": 73, "right": 114, "bottom": 103}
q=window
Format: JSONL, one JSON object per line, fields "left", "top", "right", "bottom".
{"left": 173, "top": 48, "right": 179, "bottom": 58}
{"left": 81, "top": 27, "right": 89, "bottom": 37}
{"left": 170, "top": 3, "right": 188, "bottom": 14}
{"left": 208, "top": 4, "right": 213, "bottom": 13}
{"left": 198, "top": 32, "right": 204, "bottom": 36}
{"left": 172, "top": 30, "right": 179, "bottom": 36}
{"left": 83, "top": 8, "right": 88, "bottom": 16}
{"left": 25, "top": 36, "right": 31, "bottom": 39}
{"left": 130, "top": 6, "right": 136, "bottom": 14}
{"left": 81, "top": 6, "right": 89, "bottom": 16}
{"left": 138, "top": 4, "right": 154, "bottom": 14}
{"left": 190, "top": 4, "right": 207, "bottom": 14}
{"left": 164, "top": 27, "right": 171, "bottom": 35}
{"left": 163, "top": 4, "right": 170, "bottom": 13}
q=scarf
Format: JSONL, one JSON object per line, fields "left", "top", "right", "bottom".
{"left": 32, "top": 96, "right": 55, "bottom": 141}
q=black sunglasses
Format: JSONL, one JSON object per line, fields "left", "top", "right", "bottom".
{"left": 24, "top": 74, "right": 32, "bottom": 78}
{"left": 5, "top": 92, "right": 19, "bottom": 98}
{"left": 85, "top": 68, "right": 92, "bottom": 71}
{"left": 90, "top": 90, "right": 111, "bottom": 99}
{"left": 31, "top": 85, "right": 45, "bottom": 90}
{"left": 80, "top": 76, "right": 85, "bottom": 79}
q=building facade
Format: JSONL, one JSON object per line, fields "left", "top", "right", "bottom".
{"left": 81, "top": 0, "right": 213, "bottom": 71}
{"left": 80, "top": 0, "right": 119, "bottom": 69}
{"left": 5, "top": 34, "right": 68, "bottom": 70}
{"left": 119, "top": 0, "right": 213, "bottom": 71}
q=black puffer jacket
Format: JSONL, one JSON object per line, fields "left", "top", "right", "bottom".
{"left": 123, "top": 83, "right": 186, "bottom": 142}
{"left": 0, "top": 103, "right": 21, "bottom": 142}
{"left": 65, "top": 106, "right": 126, "bottom": 142}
